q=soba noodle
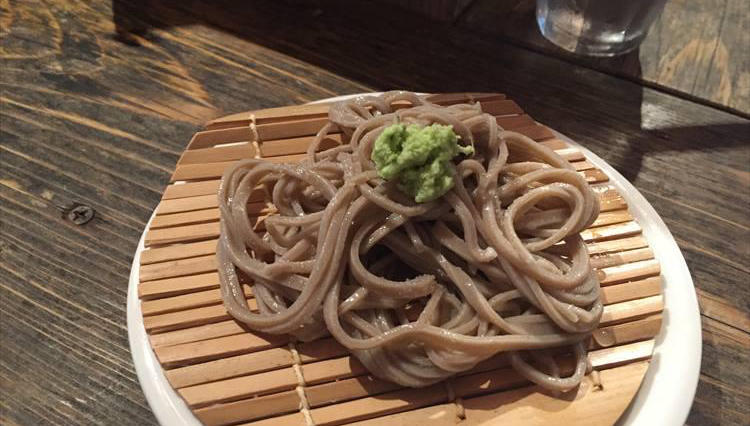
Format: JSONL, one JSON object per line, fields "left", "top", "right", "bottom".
{"left": 217, "top": 91, "right": 602, "bottom": 391}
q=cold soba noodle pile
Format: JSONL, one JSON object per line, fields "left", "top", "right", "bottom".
{"left": 217, "top": 92, "right": 602, "bottom": 391}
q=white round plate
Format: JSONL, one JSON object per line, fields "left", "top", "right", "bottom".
{"left": 128, "top": 93, "right": 701, "bottom": 426}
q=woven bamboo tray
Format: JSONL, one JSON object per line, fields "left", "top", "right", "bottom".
{"left": 137, "top": 93, "right": 663, "bottom": 426}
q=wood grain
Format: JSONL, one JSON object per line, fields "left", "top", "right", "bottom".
{"left": 458, "top": 0, "right": 749, "bottom": 114}
{"left": 0, "top": 0, "right": 747, "bottom": 425}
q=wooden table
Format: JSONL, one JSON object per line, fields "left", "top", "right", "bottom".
{"left": 1, "top": 0, "right": 747, "bottom": 424}
{"left": 395, "top": 0, "right": 749, "bottom": 114}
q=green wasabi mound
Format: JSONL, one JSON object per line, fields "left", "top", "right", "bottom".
{"left": 371, "top": 123, "right": 474, "bottom": 203}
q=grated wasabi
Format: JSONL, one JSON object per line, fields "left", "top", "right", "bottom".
{"left": 371, "top": 123, "right": 473, "bottom": 203}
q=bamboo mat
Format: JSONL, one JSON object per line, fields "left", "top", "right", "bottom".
{"left": 137, "top": 93, "right": 663, "bottom": 426}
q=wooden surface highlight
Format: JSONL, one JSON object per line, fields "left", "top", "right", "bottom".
{"left": 137, "top": 94, "right": 664, "bottom": 425}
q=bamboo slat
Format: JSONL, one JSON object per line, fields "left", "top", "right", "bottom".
{"left": 140, "top": 243, "right": 655, "bottom": 317}
{"left": 146, "top": 284, "right": 663, "bottom": 370}
{"left": 149, "top": 319, "right": 246, "bottom": 348}
{"left": 191, "top": 339, "right": 658, "bottom": 426}
{"left": 165, "top": 310, "right": 660, "bottom": 393}
{"left": 203, "top": 93, "right": 506, "bottom": 131}
{"left": 139, "top": 272, "right": 220, "bottom": 300}
{"left": 351, "top": 361, "right": 650, "bottom": 426}
{"left": 137, "top": 93, "right": 664, "bottom": 426}
{"left": 138, "top": 246, "right": 660, "bottom": 335}
{"left": 139, "top": 254, "right": 217, "bottom": 282}
{"left": 140, "top": 239, "right": 219, "bottom": 265}
{"left": 587, "top": 236, "right": 648, "bottom": 256}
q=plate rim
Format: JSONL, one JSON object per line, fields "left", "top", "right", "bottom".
{"left": 127, "top": 93, "right": 701, "bottom": 426}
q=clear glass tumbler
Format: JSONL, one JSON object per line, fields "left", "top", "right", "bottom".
{"left": 536, "top": 0, "right": 668, "bottom": 57}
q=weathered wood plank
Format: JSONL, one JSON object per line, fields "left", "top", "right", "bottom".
{"left": 460, "top": 0, "right": 749, "bottom": 113}
{"left": 2, "top": 0, "right": 747, "bottom": 424}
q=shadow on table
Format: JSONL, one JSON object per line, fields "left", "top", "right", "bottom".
{"left": 111, "top": 0, "right": 746, "bottom": 184}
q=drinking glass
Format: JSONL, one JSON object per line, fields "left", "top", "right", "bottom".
{"left": 536, "top": 0, "right": 668, "bottom": 57}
